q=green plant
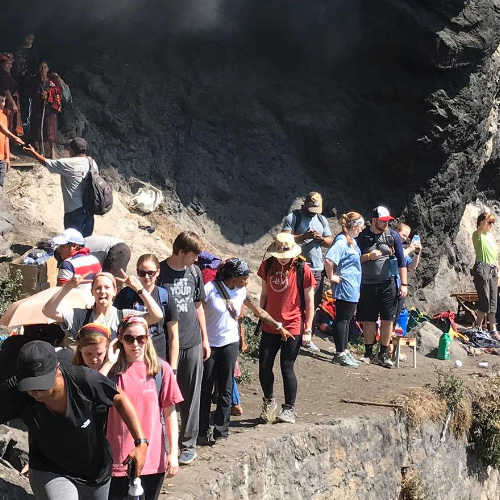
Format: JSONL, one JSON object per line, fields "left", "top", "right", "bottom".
{"left": 241, "top": 316, "right": 260, "bottom": 360}
{"left": 0, "top": 270, "right": 23, "bottom": 316}
{"left": 235, "top": 361, "right": 253, "bottom": 387}
{"left": 436, "top": 367, "right": 465, "bottom": 412}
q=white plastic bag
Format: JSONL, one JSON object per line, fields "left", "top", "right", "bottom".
{"left": 130, "top": 185, "right": 163, "bottom": 213}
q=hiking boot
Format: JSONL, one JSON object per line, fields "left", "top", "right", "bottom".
{"left": 260, "top": 398, "right": 278, "bottom": 423}
{"left": 277, "top": 406, "right": 296, "bottom": 424}
{"left": 302, "top": 340, "right": 320, "bottom": 353}
{"left": 231, "top": 404, "right": 243, "bottom": 416}
{"left": 332, "top": 352, "right": 359, "bottom": 368}
{"left": 376, "top": 353, "right": 394, "bottom": 369}
{"left": 178, "top": 451, "right": 197, "bottom": 466}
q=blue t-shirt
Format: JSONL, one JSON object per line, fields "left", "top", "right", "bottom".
{"left": 283, "top": 210, "right": 332, "bottom": 270}
{"left": 396, "top": 255, "right": 413, "bottom": 288}
{"left": 325, "top": 234, "right": 361, "bottom": 302}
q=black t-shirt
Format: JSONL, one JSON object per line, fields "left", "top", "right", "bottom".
{"left": 158, "top": 261, "right": 206, "bottom": 350}
{"left": 0, "top": 365, "right": 118, "bottom": 486}
{"left": 113, "top": 285, "right": 179, "bottom": 360}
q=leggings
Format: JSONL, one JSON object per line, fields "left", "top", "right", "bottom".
{"left": 333, "top": 300, "right": 357, "bottom": 353}
{"left": 29, "top": 469, "right": 110, "bottom": 500}
{"left": 259, "top": 331, "right": 301, "bottom": 407}
{"left": 109, "top": 473, "right": 165, "bottom": 500}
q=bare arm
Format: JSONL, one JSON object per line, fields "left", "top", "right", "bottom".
{"left": 139, "top": 288, "right": 163, "bottom": 325}
{"left": 303, "top": 285, "right": 315, "bottom": 332}
{"left": 23, "top": 143, "right": 47, "bottom": 166}
{"left": 42, "top": 279, "right": 81, "bottom": 322}
{"left": 163, "top": 405, "right": 179, "bottom": 477}
{"left": 260, "top": 279, "right": 268, "bottom": 308}
{"left": 112, "top": 388, "right": 148, "bottom": 476}
{"left": 166, "top": 321, "right": 179, "bottom": 370}
{"left": 408, "top": 253, "right": 421, "bottom": 271}
{"left": 5, "top": 136, "right": 9, "bottom": 169}
{"left": 0, "top": 122, "right": 24, "bottom": 144}
{"left": 399, "top": 266, "right": 408, "bottom": 298}
{"left": 195, "top": 301, "right": 211, "bottom": 361}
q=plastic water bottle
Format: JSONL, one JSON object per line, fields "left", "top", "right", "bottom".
{"left": 128, "top": 477, "right": 145, "bottom": 500}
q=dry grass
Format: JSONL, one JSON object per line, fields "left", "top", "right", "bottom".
{"left": 396, "top": 387, "right": 447, "bottom": 430}
{"left": 450, "top": 395, "right": 473, "bottom": 442}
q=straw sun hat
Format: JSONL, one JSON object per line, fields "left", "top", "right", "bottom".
{"left": 267, "top": 233, "right": 302, "bottom": 259}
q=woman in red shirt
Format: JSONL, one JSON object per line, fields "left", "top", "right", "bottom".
{"left": 257, "top": 233, "right": 316, "bottom": 425}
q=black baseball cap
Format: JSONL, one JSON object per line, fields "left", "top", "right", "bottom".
{"left": 17, "top": 341, "right": 57, "bottom": 392}
{"left": 69, "top": 137, "right": 87, "bottom": 154}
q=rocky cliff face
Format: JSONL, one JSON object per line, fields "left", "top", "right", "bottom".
{"left": 3, "top": 0, "right": 500, "bottom": 302}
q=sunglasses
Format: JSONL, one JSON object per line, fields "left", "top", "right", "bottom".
{"left": 137, "top": 269, "right": 157, "bottom": 278}
{"left": 120, "top": 334, "right": 148, "bottom": 345}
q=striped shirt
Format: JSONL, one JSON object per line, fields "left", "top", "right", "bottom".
{"left": 57, "top": 247, "right": 102, "bottom": 289}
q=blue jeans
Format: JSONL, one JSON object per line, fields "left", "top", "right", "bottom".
{"left": 64, "top": 206, "right": 94, "bottom": 237}
{"left": 231, "top": 379, "right": 241, "bottom": 405}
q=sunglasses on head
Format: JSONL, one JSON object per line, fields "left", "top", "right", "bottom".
{"left": 137, "top": 269, "right": 157, "bottom": 278}
{"left": 120, "top": 334, "right": 148, "bottom": 345}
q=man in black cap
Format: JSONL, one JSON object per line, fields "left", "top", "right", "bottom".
{"left": 0, "top": 340, "right": 148, "bottom": 500}
{"left": 23, "top": 137, "right": 98, "bottom": 236}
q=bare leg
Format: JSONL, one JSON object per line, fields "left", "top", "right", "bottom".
{"left": 475, "top": 311, "right": 486, "bottom": 329}
{"left": 487, "top": 312, "right": 497, "bottom": 332}
{"left": 363, "top": 321, "right": 376, "bottom": 345}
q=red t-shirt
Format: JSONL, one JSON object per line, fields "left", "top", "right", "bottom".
{"left": 106, "top": 360, "right": 184, "bottom": 477}
{"left": 0, "top": 112, "right": 8, "bottom": 161}
{"left": 257, "top": 258, "right": 316, "bottom": 336}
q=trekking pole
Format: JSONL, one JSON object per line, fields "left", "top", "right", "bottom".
{"left": 40, "top": 100, "right": 46, "bottom": 157}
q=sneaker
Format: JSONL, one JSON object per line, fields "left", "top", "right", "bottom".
{"left": 302, "top": 340, "right": 320, "bottom": 353}
{"left": 376, "top": 353, "right": 394, "bottom": 369}
{"left": 277, "top": 406, "right": 296, "bottom": 424}
{"left": 332, "top": 352, "right": 360, "bottom": 368}
{"left": 359, "top": 356, "right": 373, "bottom": 364}
{"left": 346, "top": 352, "right": 361, "bottom": 365}
{"left": 178, "top": 451, "right": 197, "bottom": 465}
{"left": 260, "top": 397, "right": 278, "bottom": 423}
{"left": 231, "top": 404, "right": 243, "bottom": 416}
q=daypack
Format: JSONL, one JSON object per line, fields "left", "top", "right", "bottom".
{"left": 52, "top": 72, "right": 73, "bottom": 104}
{"left": 123, "top": 285, "right": 169, "bottom": 311}
{"left": 292, "top": 209, "right": 329, "bottom": 235}
{"left": 83, "top": 157, "right": 113, "bottom": 216}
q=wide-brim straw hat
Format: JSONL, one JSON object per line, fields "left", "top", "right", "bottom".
{"left": 267, "top": 232, "right": 302, "bottom": 259}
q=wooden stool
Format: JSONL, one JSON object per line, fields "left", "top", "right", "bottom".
{"left": 391, "top": 335, "right": 417, "bottom": 368}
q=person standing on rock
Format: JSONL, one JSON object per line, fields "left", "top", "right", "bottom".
{"left": 324, "top": 212, "right": 364, "bottom": 368}
{"left": 0, "top": 340, "right": 148, "bottom": 500}
{"left": 158, "top": 231, "right": 211, "bottom": 466}
{"left": 472, "top": 212, "right": 499, "bottom": 336}
{"left": 258, "top": 233, "right": 316, "bottom": 424}
{"left": 23, "top": 137, "right": 98, "bottom": 237}
{"left": 356, "top": 206, "right": 408, "bottom": 368}
{"left": 282, "top": 191, "right": 333, "bottom": 353}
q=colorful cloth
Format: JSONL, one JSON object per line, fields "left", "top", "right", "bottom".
{"left": 30, "top": 74, "right": 61, "bottom": 144}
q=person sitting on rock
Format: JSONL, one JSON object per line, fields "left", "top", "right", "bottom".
{"left": 258, "top": 232, "right": 316, "bottom": 425}
{"left": 53, "top": 228, "right": 102, "bottom": 289}
{"left": 23, "top": 137, "right": 98, "bottom": 237}
{"left": 282, "top": 191, "right": 333, "bottom": 353}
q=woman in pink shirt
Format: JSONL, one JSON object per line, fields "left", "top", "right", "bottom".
{"left": 107, "top": 316, "right": 183, "bottom": 500}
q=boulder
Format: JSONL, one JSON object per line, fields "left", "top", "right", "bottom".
{"left": 0, "top": 460, "right": 32, "bottom": 499}
{"left": 412, "top": 322, "right": 467, "bottom": 361}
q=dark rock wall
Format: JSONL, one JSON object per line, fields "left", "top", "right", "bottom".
{"left": 3, "top": 0, "right": 500, "bottom": 287}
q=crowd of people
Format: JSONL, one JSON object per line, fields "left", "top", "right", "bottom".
{"left": 0, "top": 180, "right": 429, "bottom": 499}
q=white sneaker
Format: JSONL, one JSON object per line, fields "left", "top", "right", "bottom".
{"left": 302, "top": 340, "right": 320, "bottom": 353}
{"left": 359, "top": 356, "right": 372, "bottom": 364}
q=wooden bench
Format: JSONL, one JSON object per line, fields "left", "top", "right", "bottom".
{"left": 450, "top": 292, "right": 479, "bottom": 324}
{"left": 391, "top": 335, "right": 417, "bottom": 368}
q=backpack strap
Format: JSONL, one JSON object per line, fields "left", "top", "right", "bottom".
{"left": 292, "top": 209, "right": 302, "bottom": 234}
{"left": 157, "top": 286, "right": 169, "bottom": 306}
{"left": 212, "top": 280, "right": 239, "bottom": 321}
{"left": 295, "top": 260, "right": 306, "bottom": 312}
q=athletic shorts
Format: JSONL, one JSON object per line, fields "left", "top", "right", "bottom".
{"left": 472, "top": 262, "right": 498, "bottom": 314}
{"left": 356, "top": 279, "right": 398, "bottom": 322}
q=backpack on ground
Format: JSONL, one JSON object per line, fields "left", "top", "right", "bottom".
{"left": 83, "top": 157, "right": 113, "bottom": 216}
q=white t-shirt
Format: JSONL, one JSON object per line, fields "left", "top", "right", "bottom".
{"left": 203, "top": 281, "right": 246, "bottom": 348}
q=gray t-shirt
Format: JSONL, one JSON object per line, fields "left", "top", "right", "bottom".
{"left": 283, "top": 210, "right": 332, "bottom": 270}
{"left": 45, "top": 157, "right": 98, "bottom": 213}
{"left": 60, "top": 306, "right": 140, "bottom": 340}
{"left": 84, "top": 235, "right": 123, "bottom": 263}
{"left": 158, "top": 262, "right": 206, "bottom": 350}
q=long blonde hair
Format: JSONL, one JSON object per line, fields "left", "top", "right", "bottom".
{"left": 339, "top": 211, "right": 363, "bottom": 245}
{"left": 112, "top": 316, "right": 159, "bottom": 377}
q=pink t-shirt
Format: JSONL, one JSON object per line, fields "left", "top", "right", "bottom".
{"left": 106, "top": 360, "right": 183, "bottom": 477}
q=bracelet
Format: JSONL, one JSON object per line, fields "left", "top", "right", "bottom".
{"left": 365, "top": 253, "right": 371, "bottom": 261}
{"left": 275, "top": 322, "right": 283, "bottom": 330}
{"left": 304, "top": 329, "right": 312, "bottom": 334}
{"left": 401, "top": 283, "right": 408, "bottom": 286}
{"left": 137, "top": 287, "right": 145, "bottom": 295}
{"left": 172, "top": 369, "right": 178, "bottom": 375}
{"left": 134, "top": 438, "right": 149, "bottom": 446}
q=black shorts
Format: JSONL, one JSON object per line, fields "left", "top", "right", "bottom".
{"left": 356, "top": 279, "right": 398, "bottom": 322}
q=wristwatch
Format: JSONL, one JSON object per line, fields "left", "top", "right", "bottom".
{"left": 134, "top": 438, "right": 149, "bottom": 446}
{"left": 172, "top": 369, "right": 178, "bottom": 375}
{"left": 137, "top": 288, "right": 145, "bottom": 295}
{"left": 304, "top": 329, "right": 312, "bottom": 334}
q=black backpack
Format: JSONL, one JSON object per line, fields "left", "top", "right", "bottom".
{"left": 83, "top": 157, "right": 113, "bottom": 216}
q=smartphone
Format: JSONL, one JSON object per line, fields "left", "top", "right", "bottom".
{"left": 411, "top": 235, "right": 420, "bottom": 244}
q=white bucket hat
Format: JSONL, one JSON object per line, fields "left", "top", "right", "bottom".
{"left": 267, "top": 232, "right": 302, "bottom": 259}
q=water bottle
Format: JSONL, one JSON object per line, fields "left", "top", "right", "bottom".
{"left": 128, "top": 477, "right": 145, "bottom": 500}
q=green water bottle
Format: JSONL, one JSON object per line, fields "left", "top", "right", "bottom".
{"left": 437, "top": 331, "right": 452, "bottom": 360}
